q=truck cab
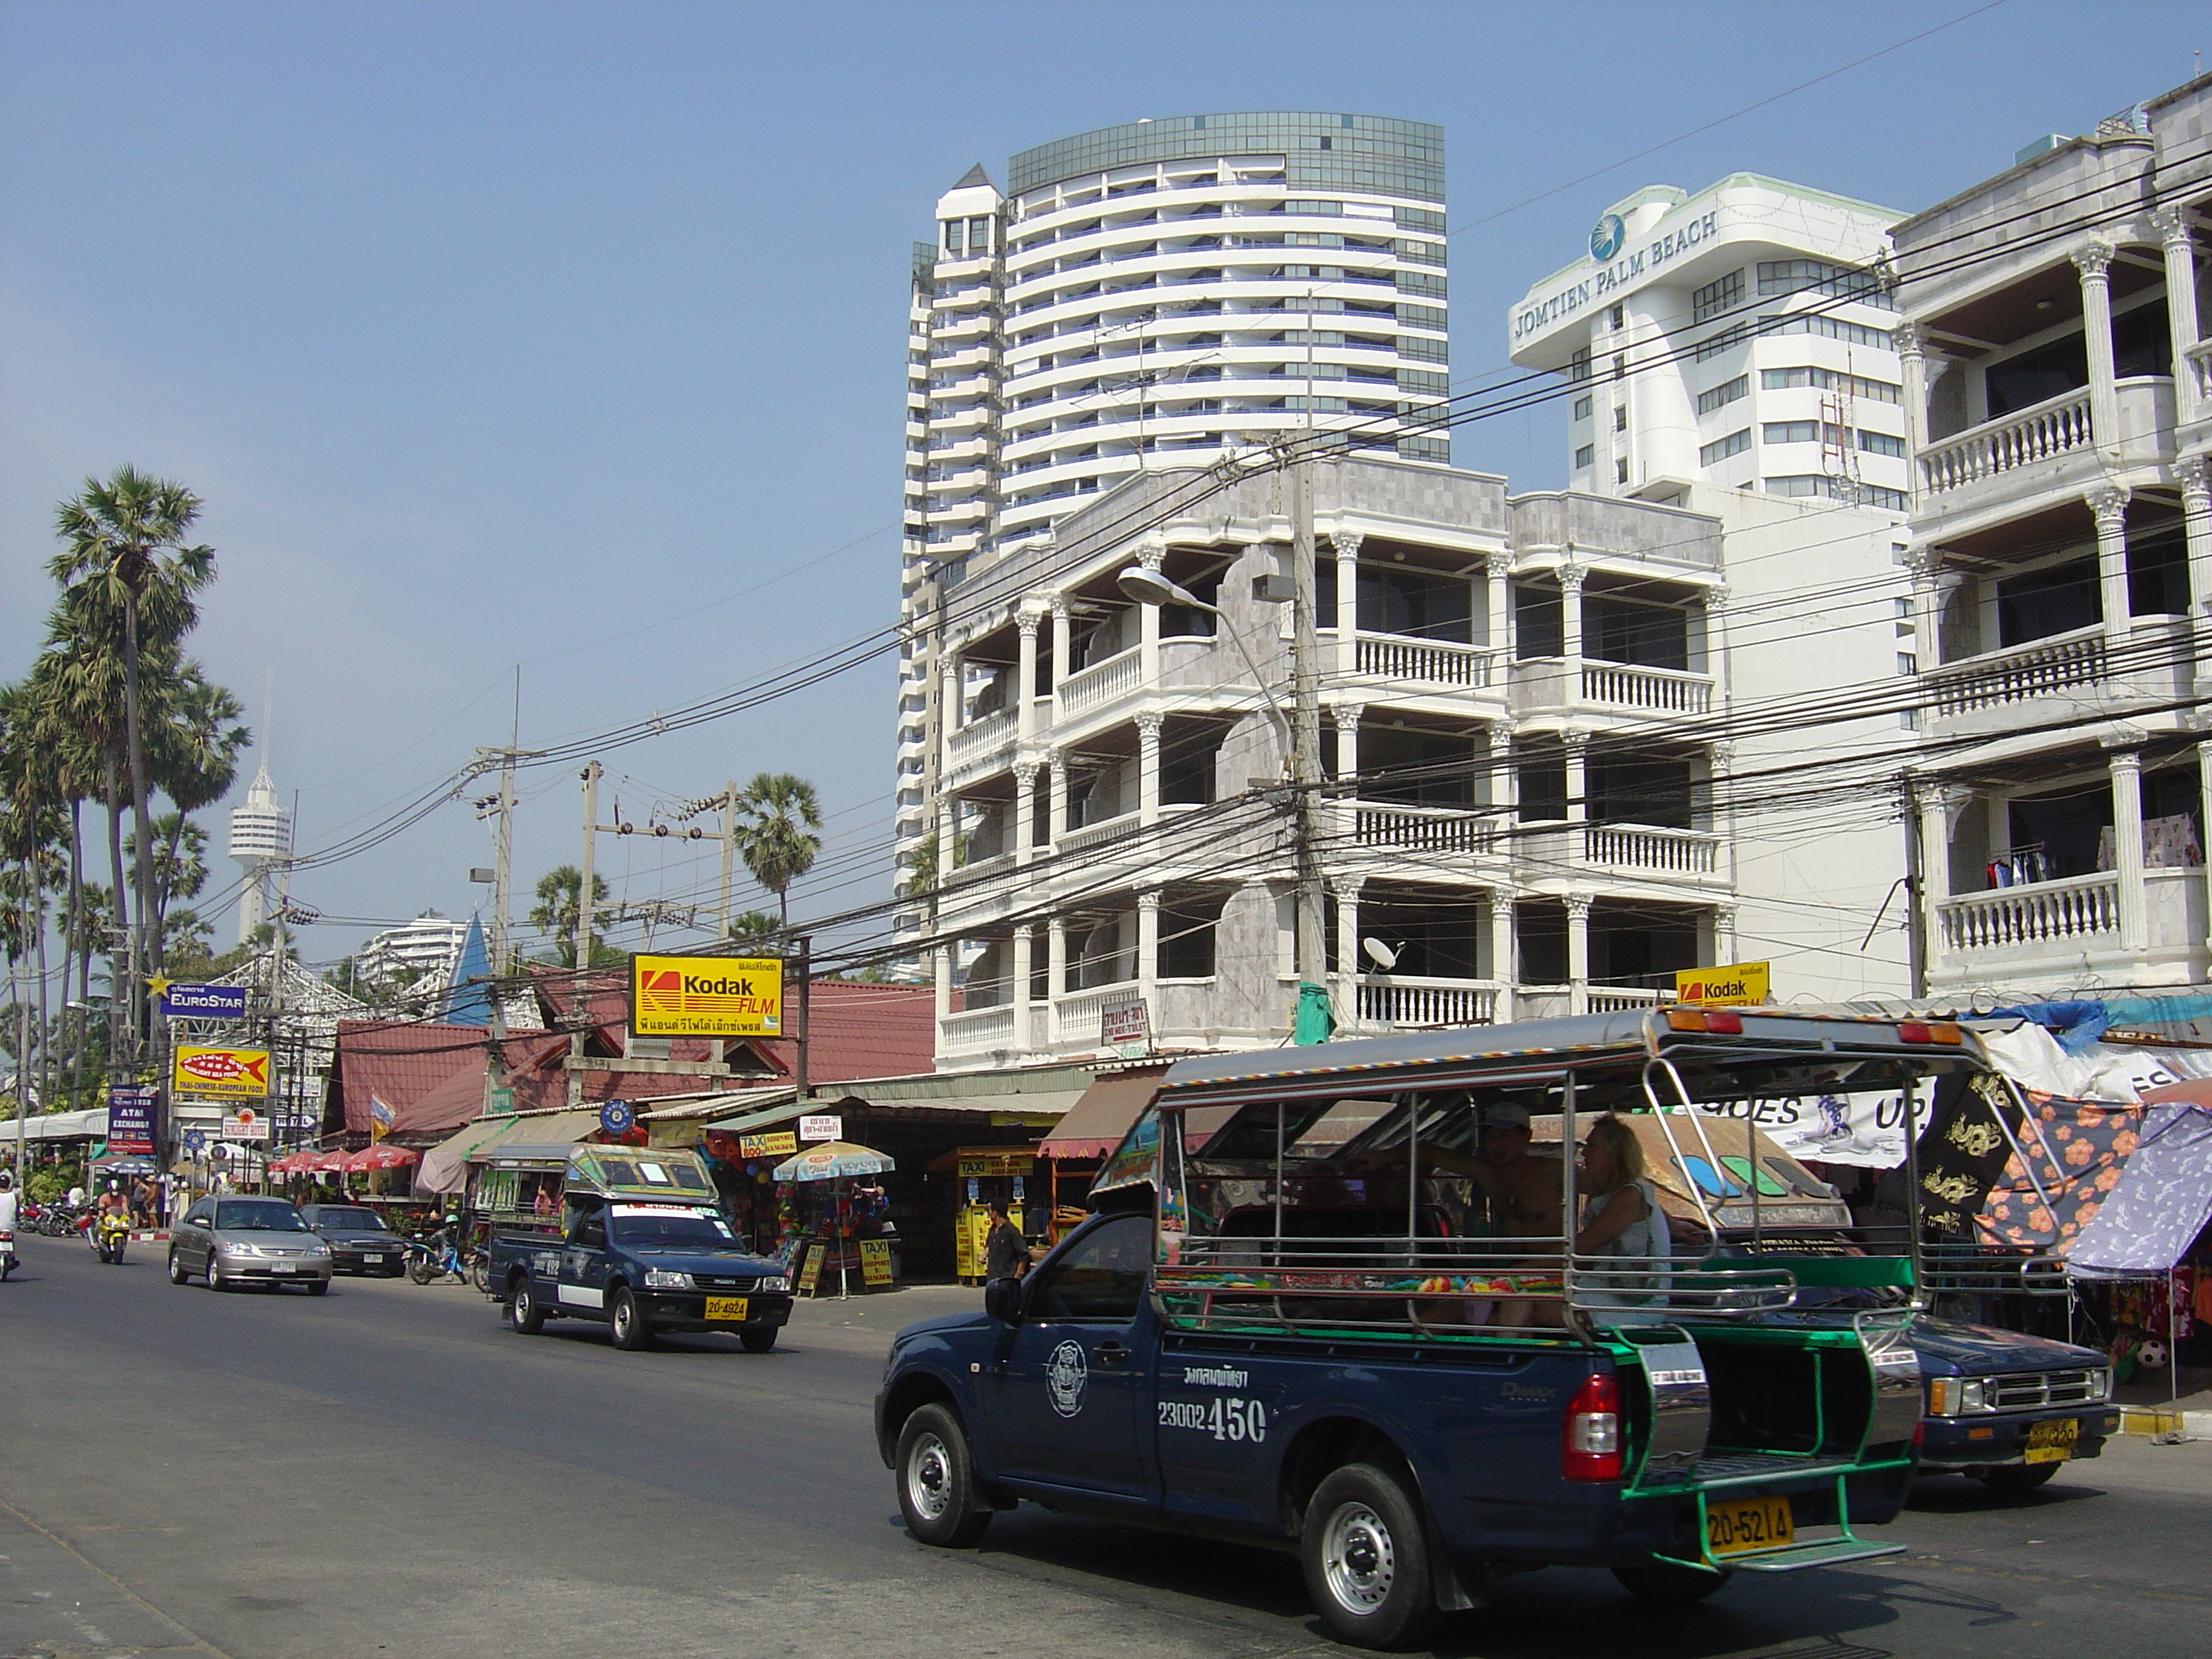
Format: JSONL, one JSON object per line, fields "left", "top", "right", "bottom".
{"left": 878, "top": 1009, "right": 1970, "bottom": 1648}
{"left": 488, "top": 1146, "right": 793, "bottom": 1353}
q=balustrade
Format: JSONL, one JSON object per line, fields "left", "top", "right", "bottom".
{"left": 1057, "top": 646, "right": 1141, "bottom": 714}
{"left": 1918, "top": 387, "right": 2093, "bottom": 493}
{"left": 1581, "top": 824, "right": 1720, "bottom": 876}
{"left": 1939, "top": 873, "right": 2120, "bottom": 953}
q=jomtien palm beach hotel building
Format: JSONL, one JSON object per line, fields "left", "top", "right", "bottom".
{"left": 896, "top": 115, "right": 1928, "bottom": 1069}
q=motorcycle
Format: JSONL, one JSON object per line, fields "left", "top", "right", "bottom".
{"left": 1, "top": 1227, "right": 15, "bottom": 1281}
{"left": 90, "top": 1209, "right": 131, "bottom": 1265}
{"left": 405, "top": 1231, "right": 474, "bottom": 1286}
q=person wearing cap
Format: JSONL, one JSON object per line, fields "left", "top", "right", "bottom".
{"left": 1465, "top": 1102, "right": 1564, "bottom": 1243}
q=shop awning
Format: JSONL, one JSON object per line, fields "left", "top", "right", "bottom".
{"left": 2068, "top": 1099, "right": 2212, "bottom": 1278}
{"left": 476, "top": 1108, "right": 605, "bottom": 1170}
{"left": 705, "top": 1094, "right": 810, "bottom": 1136}
{"left": 1039, "top": 1065, "right": 1168, "bottom": 1160}
{"left": 417, "top": 1113, "right": 530, "bottom": 1196}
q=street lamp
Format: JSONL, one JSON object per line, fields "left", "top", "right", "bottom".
{"left": 1114, "top": 565, "right": 1293, "bottom": 758}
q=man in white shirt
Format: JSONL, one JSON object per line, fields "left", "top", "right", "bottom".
{"left": 0, "top": 1171, "right": 20, "bottom": 1237}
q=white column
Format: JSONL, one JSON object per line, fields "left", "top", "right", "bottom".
{"left": 1136, "top": 713, "right": 1163, "bottom": 828}
{"left": 2152, "top": 206, "right": 2203, "bottom": 423}
{"left": 1047, "top": 749, "right": 1068, "bottom": 848}
{"left": 1487, "top": 890, "right": 1515, "bottom": 1023}
{"left": 1016, "top": 612, "right": 1041, "bottom": 745}
{"left": 1014, "top": 762, "right": 1038, "bottom": 868}
{"left": 1712, "top": 904, "right": 1738, "bottom": 968}
{"left": 1703, "top": 585, "right": 1732, "bottom": 706}
{"left": 1046, "top": 917, "right": 1068, "bottom": 1045}
{"left": 2109, "top": 742, "right": 2148, "bottom": 957}
{"left": 1563, "top": 729, "right": 1588, "bottom": 825}
{"left": 1334, "top": 876, "right": 1365, "bottom": 1029}
{"left": 1708, "top": 738, "right": 1736, "bottom": 888}
{"left": 1050, "top": 597, "right": 1072, "bottom": 690}
{"left": 1560, "top": 559, "right": 1586, "bottom": 665}
{"left": 1137, "top": 889, "right": 1161, "bottom": 1009}
{"left": 1336, "top": 704, "right": 1362, "bottom": 848}
{"left": 1908, "top": 545, "right": 1942, "bottom": 671}
{"left": 2198, "top": 742, "right": 2212, "bottom": 958}
{"left": 1334, "top": 530, "right": 1363, "bottom": 681}
{"left": 1915, "top": 781, "right": 1951, "bottom": 966}
{"left": 2074, "top": 241, "right": 2120, "bottom": 452}
{"left": 1136, "top": 538, "right": 1165, "bottom": 689}
{"left": 1010, "top": 926, "right": 1033, "bottom": 1056}
{"left": 933, "top": 942, "right": 953, "bottom": 1033}
{"left": 1486, "top": 552, "right": 1513, "bottom": 665}
{"left": 2179, "top": 457, "right": 2212, "bottom": 619}
{"left": 1566, "top": 893, "right": 1592, "bottom": 1016}
{"left": 1895, "top": 321, "right": 1930, "bottom": 488}
{"left": 1487, "top": 724, "right": 1516, "bottom": 819}
{"left": 2090, "top": 484, "right": 2132, "bottom": 637}
{"left": 940, "top": 647, "right": 964, "bottom": 734}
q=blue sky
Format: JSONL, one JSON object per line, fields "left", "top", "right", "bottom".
{"left": 1, "top": 0, "right": 2202, "bottom": 967}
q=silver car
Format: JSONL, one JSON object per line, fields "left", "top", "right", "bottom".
{"left": 168, "top": 1195, "right": 334, "bottom": 1293}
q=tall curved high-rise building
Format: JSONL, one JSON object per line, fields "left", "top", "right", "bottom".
{"left": 894, "top": 114, "right": 1450, "bottom": 940}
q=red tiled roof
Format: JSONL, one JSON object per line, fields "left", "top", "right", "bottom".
{"left": 329, "top": 1021, "right": 497, "bottom": 1138}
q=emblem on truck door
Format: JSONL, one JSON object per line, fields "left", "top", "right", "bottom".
{"left": 1046, "top": 1340, "right": 1088, "bottom": 1417}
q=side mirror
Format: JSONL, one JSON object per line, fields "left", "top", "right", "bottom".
{"left": 983, "top": 1277, "right": 1024, "bottom": 1324}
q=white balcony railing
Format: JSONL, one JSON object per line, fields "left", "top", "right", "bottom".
{"left": 1580, "top": 661, "right": 1713, "bottom": 715}
{"left": 2186, "top": 341, "right": 2212, "bottom": 412}
{"left": 1054, "top": 981, "right": 1142, "bottom": 1047}
{"left": 1357, "top": 976, "right": 1498, "bottom": 1028}
{"left": 947, "top": 707, "right": 1015, "bottom": 769}
{"left": 1354, "top": 802, "right": 1499, "bottom": 855}
{"left": 1939, "top": 872, "right": 2120, "bottom": 953}
{"left": 1583, "top": 824, "right": 1720, "bottom": 876}
{"left": 1918, "top": 386, "right": 2093, "bottom": 494}
{"left": 1055, "top": 808, "right": 1143, "bottom": 857}
{"left": 939, "top": 1003, "right": 1016, "bottom": 1057}
{"left": 1588, "top": 986, "right": 1668, "bottom": 1012}
{"left": 1926, "top": 626, "right": 2106, "bottom": 717}
{"left": 1354, "top": 635, "right": 1495, "bottom": 688}
{"left": 1057, "top": 646, "right": 1141, "bottom": 715}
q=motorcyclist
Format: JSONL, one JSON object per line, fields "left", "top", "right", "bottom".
{"left": 0, "top": 1171, "right": 17, "bottom": 1280}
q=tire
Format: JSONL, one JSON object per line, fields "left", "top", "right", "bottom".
{"left": 168, "top": 1251, "right": 189, "bottom": 1286}
{"left": 1979, "top": 1463, "right": 2060, "bottom": 1496}
{"left": 740, "top": 1327, "right": 777, "bottom": 1353}
{"left": 509, "top": 1278, "right": 545, "bottom": 1334}
{"left": 208, "top": 1256, "right": 229, "bottom": 1292}
{"left": 1300, "top": 1463, "right": 1438, "bottom": 1650}
{"left": 895, "top": 1403, "right": 992, "bottom": 1547}
{"left": 469, "top": 1253, "right": 491, "bottom": 1295}
{"left": 608, "top": 1288, "right": 652, "bottom": 1351}
{"left": 308, "top": 1279, "right": 329, "bottom": 1296}
{"left": 1613, "top": 1557, "right": 1735, "bottom": 1605}
{"left": 407, "top": 1254, "right": 434, "bottom": 1286}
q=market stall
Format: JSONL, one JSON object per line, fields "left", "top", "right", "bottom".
{"left": 771, "top": 1138, "right": 896, "bottom": 1299}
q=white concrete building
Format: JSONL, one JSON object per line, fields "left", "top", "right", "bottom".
{"left": 353, "top": 911, "right": 467, "bottom": 997}
{"left": 895, "top": 114, "right": 1453, "bottom": 950}
{"left": 225, "top": 761, "right": 291, "bottom": 947}
{"left": 1895, "top": 79, "right": 2212, "bottom": 1000}
{"left": 1505, "top": 176, "right": 1921, "bottom": 1005}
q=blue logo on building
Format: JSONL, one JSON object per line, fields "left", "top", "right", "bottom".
{"left": 1590, "top": 213, "right": 1626, "bottom": 263}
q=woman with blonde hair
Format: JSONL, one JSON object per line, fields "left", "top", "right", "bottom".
{"left": 1574, "top": 1115, "right": 1672, "bottom": 1313}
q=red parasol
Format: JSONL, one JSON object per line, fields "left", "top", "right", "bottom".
{"left": 343, "top": 1144, "right": 421, "bottom": 1173}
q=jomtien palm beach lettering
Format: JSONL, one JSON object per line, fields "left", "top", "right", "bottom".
{"left": 1511, "top": 209, "right": 1723, "bottom": 341}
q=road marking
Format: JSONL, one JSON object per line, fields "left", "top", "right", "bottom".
{"left": 0, "top": 1493, "right": 242, "bottom": 1658}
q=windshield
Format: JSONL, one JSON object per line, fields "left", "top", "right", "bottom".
{"left": 215, "top": 1201, "right": 309, "bottom": 1232}
{"left": 311, "top": 1208, "right": 384, "bottom": 1231}
{"left": 609, "top": 1208, "right": 737, "bottom": 1250}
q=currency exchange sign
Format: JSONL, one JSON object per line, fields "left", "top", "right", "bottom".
{"left": 106, "top": 1086, "right": 159, "bottom": 1154}
{"left": 630, "top": 953, "right": 783, "bottom": 1038}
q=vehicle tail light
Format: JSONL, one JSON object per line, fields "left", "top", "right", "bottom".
{"left": 1666, "top": 1007, "right": 1743, "bottom": 1034}
{"left": 1703, "top": 1010, "right": 1743, "bottom": 1033}
{"left": 1563, "top": 1371, "right": 1622, "bottom": 1481}
{"left": 1896, "top": 1022, "right": 1963, "bottom": 1045}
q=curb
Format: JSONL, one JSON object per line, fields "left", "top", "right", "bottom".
{"left": 2118, "top": 1406, "right": 2212, "bottom": 1438}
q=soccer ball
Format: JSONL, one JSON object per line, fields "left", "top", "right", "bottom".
{"left": 2134, "top": 1338, "right": 2170, "bottom": 1371}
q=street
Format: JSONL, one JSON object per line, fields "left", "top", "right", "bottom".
{"left": 1, "top": 1231, "right": 2205, "bottom": 1659}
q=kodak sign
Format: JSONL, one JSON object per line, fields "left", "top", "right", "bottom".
{"left": 172, "top": 1045, "right": 272, "bottom": 1099}
{"left": 1674, "top": 961, "right": 1772, "bottom": 1008}
{"left": 631, "top": 953, "right": 783, "bottom": 1038}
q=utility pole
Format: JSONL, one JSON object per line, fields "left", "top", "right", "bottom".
{"left": 794, "top": 934, "right": 812, "bottom": 1099}
{"left": 1288, "top": 436, "right": 1330, "bottom": 1041}
{"left": 1901, "top": 777, "right": 1930, "bottom": 1001}
{"left": 719, "top": 780, "right": 737, "bottom": 938}
{"left": 568, "top": 761, "right": 602, "bottom": 1109}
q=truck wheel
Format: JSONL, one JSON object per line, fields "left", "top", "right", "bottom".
{"left": 896, "top": 1404, "right": 991, "bottom": 1547}
{"left": 740, "top": 1328, "right": 777, "bottom": 1353}
{"left": 608, "top": 1288, "right": 653, "bottom": 1350}
{"left": 1300, "top": 1464, "right": 1437, "bottom": 1650}
{"left": 1979, "top": 1463, "right": 2058, "bottom": 1496}
{"left": 1613, "top": 1557, "right": 1734, "bottom": 1604}
{"left": 509, "top": 1278, "right": 545, "bottom": 1334}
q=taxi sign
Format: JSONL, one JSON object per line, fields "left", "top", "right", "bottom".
{"left": 1674, "top": 961, "right": 1771, "bottom": 1007}
{"left": 630, "top": 952, "right": 783, "bottom": 1037}
{"left": 172, "top": 1045, "right": 272, "bottom": 1098}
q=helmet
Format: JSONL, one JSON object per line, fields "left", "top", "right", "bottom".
{"left": 445, "top": 1213, "right": 459, "bottom": 1225}
{"left": 108, "top": 1179, "right": 120, "bottom": 1193}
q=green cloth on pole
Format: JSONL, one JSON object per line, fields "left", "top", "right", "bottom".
{"left": 1293, "top": 982, "right": 1336, "bottom": 1045}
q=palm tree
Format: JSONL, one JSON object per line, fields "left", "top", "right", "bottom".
{"left": 48, "top": 466, "right": 217, "bottom": 1020}
{"left": 733, "top": 772, "right": 823, "bottom": 931}
{"left": 528, "top": 865, "right": 614, "bottom": 968}
{"left": 725, "top": 909, "right": 783, "bottom": 946}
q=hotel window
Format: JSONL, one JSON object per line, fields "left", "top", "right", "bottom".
{"left": 1609, "top": 305, "right": 1625, "bottom": 329}
{"left": 1697, "top": 375, "right": 1749, "bottom": 414}
{"left": 1691, "top": 269, "right": 1744, "bottom": 323}
{"left": 1858, "top": 429, "right": 1906, "bottom": 457}
{"left": 1763, "top": 420, "right": 1821, "bottom": 445}
{"left": 1575, "top": 444, "right": 1595, "bottom": 469}
{"left": 1615, "top": 459, "right": 1629, "bottom": 484}
{"left": 1698, "top": 428, "right": 1751, "bottom": 465}
{"left": 1612, "top": 353, "right": 1627, "bottom": 381}
{"left": 1613, "top": 405, "right": 1627, "bottom": 432}
{"left": 1757, "top": 258, "right": 1892, "bottom": 309}
{"left": 1573, "top": 395, "right": 1592, "bottom": 421}
{"left": 1568, "top": 346, "right": 1592, "bottom": 383}
{"left": 1695, "top": 322, "right": 1749, "bottom": 361}
{"left": 1761, "top": 366, "right": 1902, "bottom": 403}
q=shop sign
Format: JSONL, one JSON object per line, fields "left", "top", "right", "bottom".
{"left": 859, "top": 1239, "right": 893, "bottom": 1287}
{"left": 958, "top": 1150, "right": 1034, "bottom": 1177}
{"left": 1511, "top": 207, "right": 1725, "bottom": 342}
{"left": 486, "top": 1086, "right": 515, "bottom": 1116}
{"left": 1674, "top": 961, "right": 1771, "bottom": 1007}
{"left": 222, "top": 1105, "right": 271, "bottom": 1142}
{"left": 797, "top": 1242, "right": 824, "bottom": 1295}
{"left": 739, "top": 1130, "right": 798, "bottom": 1159}
{"left": 631, "top": 952, "right": 783, "bottom": 1037}
{"left": 106, "top": 1086, "right": 158, "bottom": 1155}
{"left": 1101, "top": 998, "right": 1150, "bottom": 1057}
{"left": 160, "top": 982, "right": 247, "bottom": 1019}
{"left": 173, "top": 1045, "right": 271, "bottom": 1098}
{"left": 797, "top": 1114, "right": 841, "bottom": 1144}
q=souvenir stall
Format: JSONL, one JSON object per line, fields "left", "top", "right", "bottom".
{"left": 937, "top": 1144, "right": 1041, "bottom": 1284}
{"left": 771, "top": 1138, "right": 897, "bottom": 1298}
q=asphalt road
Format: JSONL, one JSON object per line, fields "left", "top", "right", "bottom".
{"left": 2, "top": 1230, "right": 2206, "bottom": 1659}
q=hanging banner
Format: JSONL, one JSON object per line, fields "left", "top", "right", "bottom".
{"left": 739, "top": 1130, "right": 798, "bottom": 1160}
{"left": 173, "top": 1045, "right": 271, "bottom": 1098}
{"left": 1693, "top": 1090, "right": 1908, "bottom": 1169}
{"left": 630, "top": 953, "right": 783, "bottom": 1037}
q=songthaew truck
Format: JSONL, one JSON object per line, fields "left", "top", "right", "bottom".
{"left": 876, "top": 1008, "right": 1991, "bottom": 1648}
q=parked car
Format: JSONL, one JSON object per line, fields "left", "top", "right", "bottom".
{"left": 300, "top": 1203, "right": 410, "bottom": 1278}
{"left": 168, "top": 1196, "right": 334, "bottom": 1293}
{"left": 1912, "top": 1318, "right": 2118, "bottom": 1493}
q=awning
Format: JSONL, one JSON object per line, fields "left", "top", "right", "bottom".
{"left": 1039, "top": 1065, "right": 1167, "bottom": 1160}
{"left": 2068, "top": 1100, "right": 2212, "bottom": 1278}
{"left": 474, "top": 1108, "right": 605, "bottom": 1170}
{"left": 706, "top": 1096, "right": 812, "bottom": 1135}
{"left": 7, "top": 1107, "right": 108, "bottom": 1142}
{"left": 417, "top": 1115, "right": 527, "bottom": 1196}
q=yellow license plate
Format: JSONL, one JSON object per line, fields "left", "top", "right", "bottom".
{"left": 704, "top": 1296, "right": 749, "bottom": 1322}
{"left": 1707, "top": 1495, "right": 1794, "bottom": 1557}
{"left": 2023, "top": 1418, "right": 2078, "bottom": 1464}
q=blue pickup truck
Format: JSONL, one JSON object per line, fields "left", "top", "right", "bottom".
{"left": 879, "top": 1010, "right": 1963, "bottom": 1648}
{"left": 486, "top": 1145, "right": 793, "bottom": 1353}
{"left": 1912, "top": 1318, "right": 2117, "bottom": 1491}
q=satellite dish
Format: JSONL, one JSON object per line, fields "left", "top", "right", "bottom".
{"left": 1361, "top": 937, "right": 1399, "bottom": 970}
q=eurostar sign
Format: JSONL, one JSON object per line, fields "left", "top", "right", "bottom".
{"left": 630, "top": 953, "right": 783, "bottom": 1038}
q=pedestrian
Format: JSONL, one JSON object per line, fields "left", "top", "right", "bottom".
{"left": 982, "top": 1200, "right": 1030, "bottom": 1284}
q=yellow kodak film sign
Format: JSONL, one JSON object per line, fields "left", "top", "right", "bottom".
{"left": 172, "top": 1045, "right": 272, "bottom": 1098}
{"left": 631, "top": 953, "right": 783, "bottom": 1036}
{"left": 1674, "top": 961, "right": 1771, "bottom": 1007}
